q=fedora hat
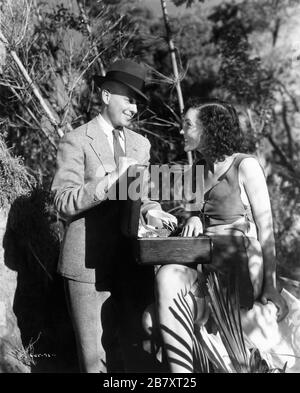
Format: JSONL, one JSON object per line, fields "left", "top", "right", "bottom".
{"left": 94, "top": 59, "right": 148, "bottom": 102}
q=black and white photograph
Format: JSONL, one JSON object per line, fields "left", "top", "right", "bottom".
{"left": 0, "top": 0, "right": 300, "bottom": 378}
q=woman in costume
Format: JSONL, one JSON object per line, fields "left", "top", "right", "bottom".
{"left": 154, "top": 98, "right": 289, "bottom": 373}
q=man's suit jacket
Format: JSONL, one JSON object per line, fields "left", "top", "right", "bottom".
{"left": 51, "top": 117, "right": 159, "bottom": 284}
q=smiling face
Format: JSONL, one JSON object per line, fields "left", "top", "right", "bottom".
{"left": 101, "top": 81, "right": 138, "bottom": 128}
{"left": 181, "top": 108, "right": 203, "bottom": 152}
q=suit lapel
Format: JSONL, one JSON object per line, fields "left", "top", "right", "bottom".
{"left": 86, "top": 120, "right": 140, "bottom": 172}
{"left": 86, "top": 117, "right": 116, "bottom": 173}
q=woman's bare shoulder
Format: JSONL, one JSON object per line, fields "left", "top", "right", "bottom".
{"left": 238, "top": 156, "right": 263, "bottom": 176}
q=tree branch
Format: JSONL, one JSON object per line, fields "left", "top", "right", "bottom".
{"left": 76, "top": 0, "right": 106, "bottom": 76}
{"left": 9, "top": 84, "right": 57, "bottom": 149}
{"left": 266, "top": 133, "right": 296, "bottom": 175}
{"left": 277, "top": 80, "right": 299, "bottom": 112}
{"left": 281, "top": 100, "right": 293, "bottom": 159}
{"left": 1, "top": 29, "right": 66, "bottom": 137}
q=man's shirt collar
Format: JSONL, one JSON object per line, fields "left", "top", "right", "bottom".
{"left": 97, "top": 114, "right": 125, "bottom": 140}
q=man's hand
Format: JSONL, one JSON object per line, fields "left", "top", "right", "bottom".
{"left": 181, "top": 216, "right": 203, "bottom": 237}
{"left": 260, "top": 284, "right": 289, "bottom": 322}
{"left": 146, "top": 210, "right": 177, "bottom": 231}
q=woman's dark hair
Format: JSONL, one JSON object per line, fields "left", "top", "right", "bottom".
{"left": 185, "top": 97, "right": 244, "bottom": 162}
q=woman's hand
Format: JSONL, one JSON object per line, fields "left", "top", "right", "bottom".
{"left": 181, "top": 216, "right": 203, "bottom": 237}
{"left": 260, "top": 284, "right": 289, "bottom": 322}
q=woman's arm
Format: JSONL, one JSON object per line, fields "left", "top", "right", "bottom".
{"left": 239, "top": 157, "right": 288, "bottom": 321}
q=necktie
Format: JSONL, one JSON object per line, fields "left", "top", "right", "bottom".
{"left": 112, "top": 128, "right": 125, "bottom": 165}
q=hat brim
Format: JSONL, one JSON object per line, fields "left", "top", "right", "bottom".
{"left": 94, "top": 75, "right": 148, "bottom": 103}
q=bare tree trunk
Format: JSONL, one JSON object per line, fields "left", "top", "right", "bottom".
{"left": 160, "top": 0, "right": 193, "bottom": 166}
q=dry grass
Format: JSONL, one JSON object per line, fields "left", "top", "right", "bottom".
{"left": 0, "top": 135, "right": 36, "bottom": 210}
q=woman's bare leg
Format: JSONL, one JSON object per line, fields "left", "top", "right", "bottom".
{"left": 155, "top": 264, "right": 203, "bottom": 373}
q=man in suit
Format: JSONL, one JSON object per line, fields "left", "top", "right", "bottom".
{"left": 51, "top": 59, "right": 162, "bottom": 373}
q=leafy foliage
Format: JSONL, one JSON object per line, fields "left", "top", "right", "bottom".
{"left": 203, "top": 273, "right": 287, "bottom": 373}
{"left": 206, "top": 273, "right": 249, "bottom": 372}
{"left": 209, "top": 2, "right": 275, "bottom": 109}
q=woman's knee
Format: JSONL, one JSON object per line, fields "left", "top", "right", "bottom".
{"left": 155, "top": 265, "right": 195, "bottom": 303}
